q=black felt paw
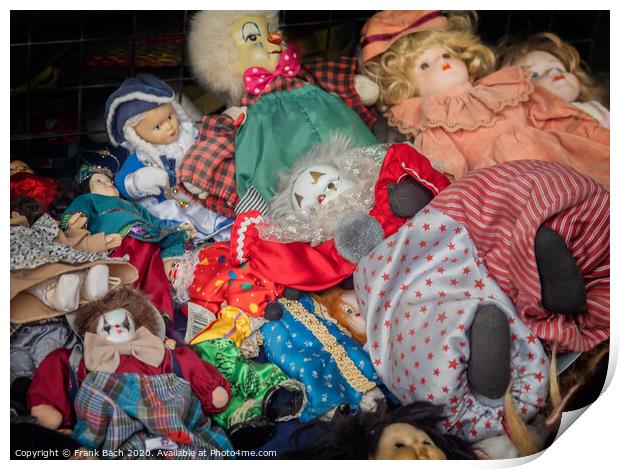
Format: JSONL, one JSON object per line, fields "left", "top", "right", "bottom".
{"left": 535, "top": 226, "right": 587, "bottom": 315}
{"left": 264, "top": 302, "right": 284, "bottom": 321}
{"left": 467, "top": 304, "right": 511, "bottom": 400}
{"left": 387, "top": 177, "right": 434, "bottom": 218}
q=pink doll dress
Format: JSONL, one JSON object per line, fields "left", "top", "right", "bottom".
{"left": 386, "top": 66, "right": 610, "bottom": 190}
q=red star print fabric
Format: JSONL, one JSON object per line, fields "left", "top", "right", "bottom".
{"left": 430, "top": 160, "right": 609, "bottom": 352}
{"left": 354, "top": 206, "right": 548, "bottom": 442}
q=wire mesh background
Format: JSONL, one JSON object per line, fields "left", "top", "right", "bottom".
{"left": 10, "top": 10, "right": 610, "bottom": 177}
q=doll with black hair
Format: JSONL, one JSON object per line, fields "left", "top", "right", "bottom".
{"left": 283, "top": 402, "right": 477, "bottom": 460}
{"left": 59, "top": 163, "right": 187, "bottom": 322}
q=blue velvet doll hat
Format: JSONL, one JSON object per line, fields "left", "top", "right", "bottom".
{"left": 105, "top": 73, "right": 174, "bottom": 148}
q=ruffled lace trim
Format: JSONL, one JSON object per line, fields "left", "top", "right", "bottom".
{"left": 386, "top": 66, "right": 535, "bottom": 137}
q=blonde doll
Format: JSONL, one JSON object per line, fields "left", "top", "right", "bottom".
{"left": 361, "top": 10, "right": 609, "bottom": 189}
{"left": 497, "top": 32, "right": 609, "bottom": 127}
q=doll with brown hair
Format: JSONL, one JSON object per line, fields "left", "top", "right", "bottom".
{"left": 311, "top": 286, "right": 367, "bottom": 345}
{"left": 27, "top": 286, "right": 232, "bottom": 455}
{"left": 361, "top": 11, "right": 610, "bottom": 190}
{"left": 497, "top": 32, "right": 609, "bottom": 127}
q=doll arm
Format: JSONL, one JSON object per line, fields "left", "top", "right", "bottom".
{"left": 116, "top": 153, "right": 170, "bottom": 199}
{"left": 526, "top": 86, "right": 610, "bottom": 146}
{"left": 27, "top": 348, "right": 74, "bottom": 429}
{"left": 173, "top": 347, "right": 232, "bottom": 414}
{"left": 59, "top": 195, "right": 94, "bottom": 230}
{"left": 303, "top": 56, "right": 377, "bottom": 128}
{"left": 176, "top": 114, "right": 239, "bottom": 218}
{"left": 59, "top": 228, "right": 108, "bottom": 253}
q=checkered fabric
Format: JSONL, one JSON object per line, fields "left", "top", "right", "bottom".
{"left": 176, "top": 114, "right": 238, "bottom": 218}
{"left": 303, "top": 56, "right": 377, "bottom": 129}
{"left": 176, "top": 57, "right": 377, "bottom": 217}
{"left": 71, "top": 372, "right": 234, "bottom": 459}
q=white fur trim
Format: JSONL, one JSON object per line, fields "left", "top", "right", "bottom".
{"left": 107, "top": 90, "right": 173, "bottom": 147}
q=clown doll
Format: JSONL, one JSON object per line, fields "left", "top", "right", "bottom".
{"left": 107, "top": 73, "right": 233, "bottom": 242}
{"left": 27, "top": 287, "right": 233, "bottom": 457}
{"left": 361, "top": 10, "right": 609, "bottom": 189}
{"left": 60, "top": 163, "right": 187, "bottom": 323}
{"left": 177, "top": 10, "right": 380, "bottom": 217}
{"left": 497, "top": 32, "right": 609, "bottom": 127}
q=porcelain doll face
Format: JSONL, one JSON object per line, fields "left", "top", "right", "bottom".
{"left": 411, "top": 46, "right": 470, "bottom": 97}
{"left": 89, "top": 173, "right": 120, "bottom": 198}
{"left": 96, "top": 308, "right": 136, "bottom": 344}
{"left": 513, "top": 50, "right": 580, "bottom": 103}
{"left": 373, "top": 423, "right": 447, "bottom": 460}
{"left": 10, "top": 160, "right": 34, "bottom": 175}
{"left": 291, "top": 164, "right": 356, "bottom": 212}
{"left": 133, "top": 103, "right": 180, "bottom": 145}
{"left": 230, "top": 15, "right": 284, "bottom": 74}
{"left": 338, "top": 290, "right": 366, "bottom": 341}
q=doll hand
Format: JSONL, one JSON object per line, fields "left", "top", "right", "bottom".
{"left": 31, "top": 404, "right": 63, "bottom": 430}
{"left": 335, "top": 213, "right": 384, "bottom": 264}
{"left": 104, "top": 233, "right": 123, "bottom": 250}
{"left": 211, "top": 386, "right": 229, "bottom": 409}
{"left": 223, "top": 106, "right": 247, "bottom": 128}
{"left": 127, "top": 167, "right": 170, "bottom": 197}
{"left": 182, "top": 182, "right": 208, "bottom": 200}
{"left": 67, "top": 213, "right": 88, "bottom": 230}
{"left": 354, "top": 74, "right": 380, "bottom": 106}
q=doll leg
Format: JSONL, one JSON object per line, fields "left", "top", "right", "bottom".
{"left": 80, "top": 265, "right": 110, "bottom": 302}
{"left": 467, "top": 304, "right": 511, "bottom": 400}
{"left": 387, "top": 176, "right": 435, "bottom": 218}
{"left": 25, "top": 273, "right": 82, "bottom": 312}
{"left": 534, "top": 227, "right": 586, "bottom": 315}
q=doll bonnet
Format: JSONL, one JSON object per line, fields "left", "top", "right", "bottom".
{"left": 104, "top": 73, "right": 175, "bottom": 148}
{"left": 360, "top": 10, "right": 449, "bottom": 63}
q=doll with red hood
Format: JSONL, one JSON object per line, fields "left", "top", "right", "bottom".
{"left": 28, "top": 286, "right": 232, "bottom": 456}
{"left": 177, "top": 10, "right": 380, "bottom": 217}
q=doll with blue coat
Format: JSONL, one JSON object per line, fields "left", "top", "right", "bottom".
{"left": 106, "top": 73, "right": 233, "bottom": 242}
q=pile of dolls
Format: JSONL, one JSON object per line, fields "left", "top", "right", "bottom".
{"left": 10, "top": 10, "right": 609, "bottom": 460}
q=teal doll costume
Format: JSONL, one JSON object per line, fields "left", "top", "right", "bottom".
{"left": 60, "top": 164, "right": 186, "bottom": 321}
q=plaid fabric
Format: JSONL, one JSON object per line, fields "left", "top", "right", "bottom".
{"left": 71, "top": 372, "right": 233, "bottom": 459}
{"left": 303, "top": 56, "right": 378, "bottom": 129}
{"left": 176, "top": 114, "right": 238, "bottom": 218}
{"left": 176, "top": 57, "right": 376, "bottom": 216}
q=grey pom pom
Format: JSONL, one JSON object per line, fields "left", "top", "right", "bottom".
{"left": 335, "top": 213, "right": 384, "bottom": 264}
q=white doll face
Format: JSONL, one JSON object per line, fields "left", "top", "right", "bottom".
{"left": 514, "top": 50, "right": 580, "bottom": 103}
{"left": 96, "top": 308, "right": 136, "bottom": 344}
{"left": 411, "top": 46, "right": 470, "bottom": 97}
{"left": 89, "top": 173, "right": 119, "bottom": 198}
{"left": 133, "top": 103, "right": 180, "bottom": 146}
{"left": 230, "top": 15, "right": 284, "bottom": 75}
{"left": 291, "top": 164, "right": 355, "bottom": 212}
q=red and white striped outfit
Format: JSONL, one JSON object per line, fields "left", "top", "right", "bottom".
{"left": 430, "top": 160, "right": 609, "bottom": 352}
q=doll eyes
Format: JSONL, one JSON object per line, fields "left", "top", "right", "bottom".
{"left": 531, "top": 71, "right": 541, "bottom": 80}
{"left": 442, "top": 53, "right": 451, "bottom": 59}
{"left": 420, "top": 62, "right": 430, "bottom": 70}
{"left": 168, "top": 114, "right": 173, "bottom": 120}
{"left": 154, "top": 124, "right": 161, "bottom": 130}
{"left": 327, "top": 182, "right": 336, "bottom": 190}
{"left": 242, "top": 22, "right": 261, "bottom": 43}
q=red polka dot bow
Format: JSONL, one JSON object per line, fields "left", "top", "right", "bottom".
{"left": 242, "top": 43, "right": 302, "bottom": 96}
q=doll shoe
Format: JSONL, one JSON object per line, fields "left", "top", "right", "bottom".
{"left": 80, "top": 265, "right": 110, "bottom": 301}
{"left": 263, "top": 380, "right": 307, "bottom": 422}
{"left": 227, "top": 416, "right": 275, "bottom": 451}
